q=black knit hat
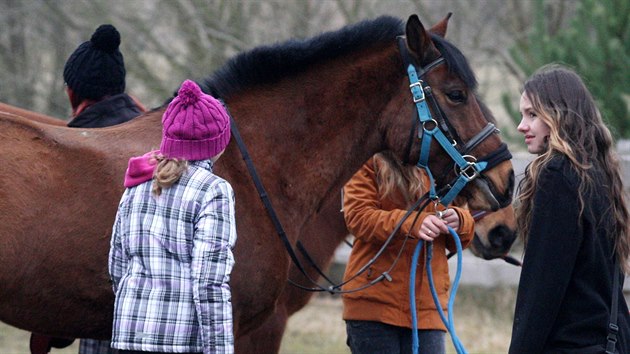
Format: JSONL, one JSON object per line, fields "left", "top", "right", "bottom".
{"left": 63, "top": 24, "right": 126, "bottom": 100}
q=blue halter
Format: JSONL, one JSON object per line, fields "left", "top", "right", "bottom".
{"left": 406, "top": 60, "right": 488, "bottom": 206}
{"left": 400, "top": 39, "right": 504, "bottom": 354}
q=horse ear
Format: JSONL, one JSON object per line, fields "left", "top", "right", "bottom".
{"left": 429, "top": 12, "right": 452, "bottom": 38}
{"left": 405, "top": 14, "right": 440, "bottom": 64}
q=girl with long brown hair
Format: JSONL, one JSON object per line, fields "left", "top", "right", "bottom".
{"left": 509, "top": 64, "right": 630, "bottom": 353}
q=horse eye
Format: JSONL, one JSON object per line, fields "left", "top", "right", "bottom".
{"left": 446, "top": 90, "right": 466, "bottom": 103}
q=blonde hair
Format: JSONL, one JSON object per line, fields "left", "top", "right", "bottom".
{"left": 374, "top": 151, "right": 425, "bottom": 208}
{"left": 515, "top": 64, "right": 630, "bottom": 273}
{"left": 151, "top": 153, "right": 189, "bottom": 196}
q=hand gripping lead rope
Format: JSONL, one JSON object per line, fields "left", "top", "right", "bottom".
{"left": 410, "top": 226, "right": 467, "bottom": 354}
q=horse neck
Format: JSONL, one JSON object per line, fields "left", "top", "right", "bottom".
{"left": 225, "top": 44, "right": 403, "bottom": 221}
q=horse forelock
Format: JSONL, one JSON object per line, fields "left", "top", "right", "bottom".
{"left": 200, "top": 16, "right": 404, "bottom": 98}
{"left": 430, "top": 34, "right": 477, "bottom": 90}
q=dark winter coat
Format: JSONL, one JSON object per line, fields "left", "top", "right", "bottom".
{"left": 67, "top": 93, "right": 143, "bottom": 128}
{"left": 509, "top": 155, "right": 630, "bottom": 353}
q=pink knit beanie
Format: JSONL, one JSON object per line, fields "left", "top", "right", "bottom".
{"left": 160, "top": 80, "right": 231, "bottom": 160}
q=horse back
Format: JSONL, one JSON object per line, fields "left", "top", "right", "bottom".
{"left": 0, "top": 101, "right": 66, "bottom": 125}
{"left": 0, "top": 110, "right": 162, "bottom": 337}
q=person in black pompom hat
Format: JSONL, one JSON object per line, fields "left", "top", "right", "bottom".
{"left": 64, "top": 24, "right": 125, "bottom": 100}
{"left": 29, "top": 24, "right": 147, "bottom": 354}
{"left": 62, "top": 24, "right": 146, "bottom": 128}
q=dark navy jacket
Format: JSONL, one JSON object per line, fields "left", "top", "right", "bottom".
{"left": 67, "top": 93, "right": 142, "bottom": 128}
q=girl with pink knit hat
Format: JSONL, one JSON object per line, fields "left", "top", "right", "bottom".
{"left": 108, "top": 80, "right": 236, "bottom": 354}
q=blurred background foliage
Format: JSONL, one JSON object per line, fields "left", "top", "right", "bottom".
{"left": 500, "top": 0, "right": 629, "bottom": 139}
{"left": 1, "top": 0, "right": 628, "bottom": 141}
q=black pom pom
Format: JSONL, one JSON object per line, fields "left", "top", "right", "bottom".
{"left": 90, "top": 24, "right": 121, "bottom": 53}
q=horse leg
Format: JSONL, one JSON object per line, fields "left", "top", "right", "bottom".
{"left": 235, "top": 308, "right": 289, "bottom": 354}
{"left": 29, "top": 333, "right": 75, "bottom": 354}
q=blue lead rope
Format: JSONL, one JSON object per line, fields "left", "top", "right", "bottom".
{"left": 410, "top": 226, "right": 467, "bottom": 354}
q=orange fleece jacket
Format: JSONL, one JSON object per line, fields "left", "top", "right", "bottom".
{"left": 341, "top": 155, "right": 474, "bottom": 330}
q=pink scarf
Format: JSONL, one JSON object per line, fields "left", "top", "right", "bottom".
{"left": 124, "top": 150, "right": 159, "bottom": 188}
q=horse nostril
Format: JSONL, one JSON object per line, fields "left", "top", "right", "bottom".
{"left": 489, "top": 229, "right": 503, "bottom": 248}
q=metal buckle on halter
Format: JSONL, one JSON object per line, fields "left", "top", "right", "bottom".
{"left": 460, "top": 163, "right": 480, "bottom": 181}
{"left": 433, "top": 199, "right": 446, "bottom": 219}
{"left": 410, "top": 81, "right": 426, "bottom": 103}
{"left": 422, "top": 119, "right": 438, "bottom": 132}
{"left": 455, "top": 155, "right": 481, "bottom": 181}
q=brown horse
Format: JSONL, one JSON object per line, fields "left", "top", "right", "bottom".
{"left": 0, "top": 99, "right": 518, "bottom": 353}
{"left": 0, "top": 101, "right": 518, "bottom": 352}
{"left": 0, "top": 14, "right": 514, "bottom": 348}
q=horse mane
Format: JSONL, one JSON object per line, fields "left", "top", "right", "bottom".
{"left": 193, "top": 16, "right": 476, "bottom": 99}
{"left": 200, "top": 16, "right": 404, "bottom": 98}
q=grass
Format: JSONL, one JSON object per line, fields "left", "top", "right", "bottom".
{"left": 280, "top": 295, "right": 349, "bottom": 354}
{"left": 0, "top": 286, "right": 516, "bottom": 354}
{"left": 279, "top": 285, "right": 516, "bottom": 354}
{"left": 0, "top": 324, "right": 79, "bottom": 354}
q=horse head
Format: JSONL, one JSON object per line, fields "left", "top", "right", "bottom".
{"left": 385, "top": 14, "right": 514, "bottom": 212}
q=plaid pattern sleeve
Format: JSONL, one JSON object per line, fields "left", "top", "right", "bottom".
{"left": 108, "top": 160, "right": 237, "bottom": 354}
{"left": 192, "top": 178, "right": 236, "bottom": 354}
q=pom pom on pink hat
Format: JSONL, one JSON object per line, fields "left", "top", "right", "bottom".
{"left": 160, "top": 80, "right": 230, "bottom": 160}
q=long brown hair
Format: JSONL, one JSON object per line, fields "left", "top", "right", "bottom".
{"left": 515, "top": 64, "right": 630, "bottom": 273}
{"left": 373, "top": 151, "right": 425, "bottom": 207}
